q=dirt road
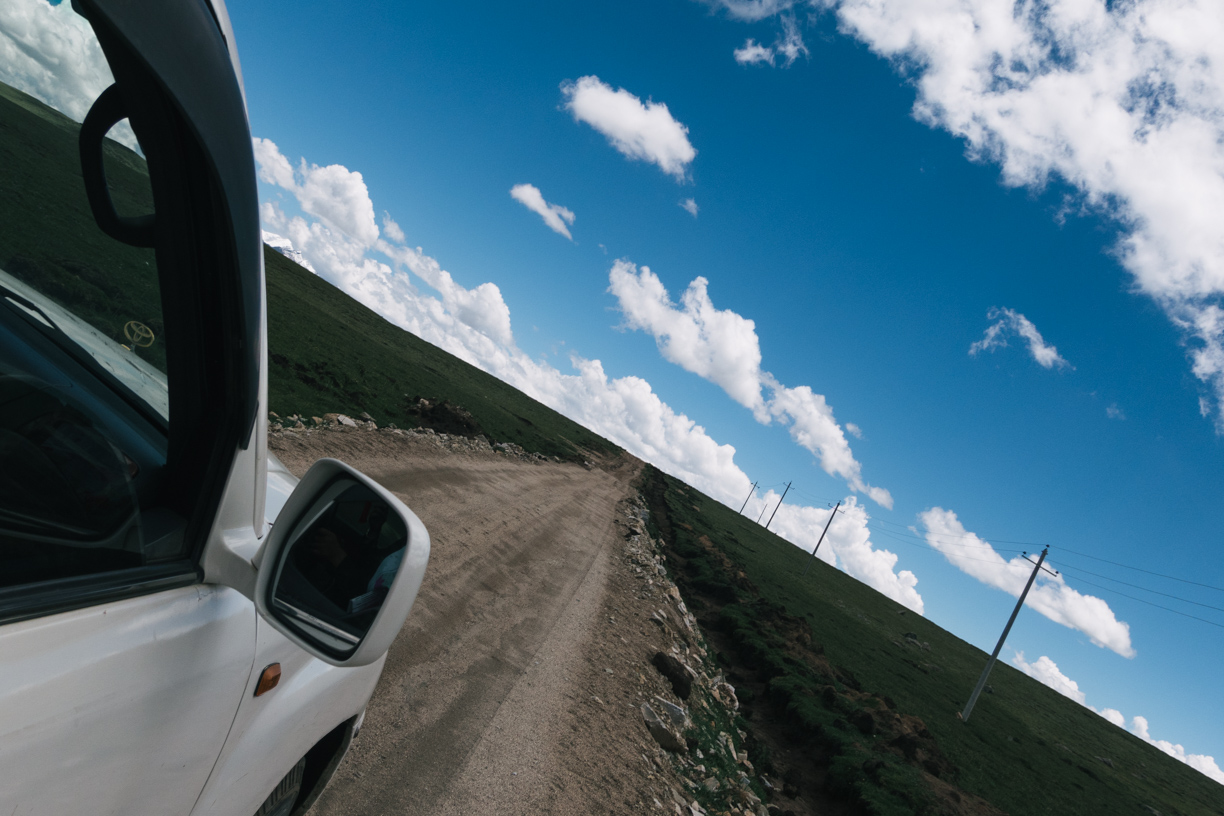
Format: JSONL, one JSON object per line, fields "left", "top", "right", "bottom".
{"left": 270, "top": 429, "right": 653, "bottom": 815}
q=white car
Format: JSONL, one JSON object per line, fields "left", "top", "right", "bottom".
{"left": 0, "top": 1, "right": 429, "bottom": 814}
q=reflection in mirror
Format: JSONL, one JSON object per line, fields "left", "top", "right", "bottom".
{"left": 271, "top": 480, "right": 408, "bottom": 657}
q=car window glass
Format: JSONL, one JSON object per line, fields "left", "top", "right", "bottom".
{"left": 0, "top": 12, "right": 188, "bottom": 598}
{"left": 272, "top": 484, "right": 409, "bottom": 655}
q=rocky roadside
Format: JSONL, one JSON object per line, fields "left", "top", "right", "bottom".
{"left": 269, "top": 411, "right": 586, "bottom": 466}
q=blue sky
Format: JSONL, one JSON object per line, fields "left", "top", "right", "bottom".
{"left": 237, "top": 0, "right": 1224, "bottom": 776}
{"left": 6, "top": 0, "right": 1223, "bottom": 783}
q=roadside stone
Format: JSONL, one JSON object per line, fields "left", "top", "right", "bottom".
{"left": 653, "top": 697, "right": 689, "bottom": 729}
{"left": 642, "top": 704, "right": 687, "bottom": 753}
{"left": 652, "top": 652, "right": 693, "bottom": 700}
{"left": 712, "top": 681, "right": 739, "bottom": 710}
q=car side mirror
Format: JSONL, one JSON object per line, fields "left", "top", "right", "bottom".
{"left": 255, "top": 458, "right": 429, "bottom": 667}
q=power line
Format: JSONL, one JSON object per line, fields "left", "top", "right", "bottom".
{"left": 1061, "top": 574, "right": 1224, "bottom": 630}
{"left": 865, "top": 522, "right": 1026, "bottom": 554}
{"left": 863, "top": 518, "right": 1222, "bottom": 597}
{"left": 1050, "top": 562, "right": 1224, "bottom": 615}
{"left": 1052, "top": 547, "right": 1224, "bottom": 594}
{"left": 868, "top": 527, "right": 1032, "bottom": 566}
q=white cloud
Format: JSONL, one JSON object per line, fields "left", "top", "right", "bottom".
{"left": 734, "top": 39, "right": 776, "bottom": 66}
{"left": 561, "top": 75, "right": 697, "bottom": 181}
{"left": 707, "top": 0, "right": 802, "bottom": 23}
{"left": 680, "top": 198, "right": 700, "bottom": 217}
{"left": 0, "top": 0, "right": 139, "bottom": 149}
{"left": 252, "top": 137, "right": 380, "bottom": 245}
{"left": 1012, "top": 651, "right": 1086, "bottom": 704}
{"left": 731, "top": 15, "right": 808, "bottom": 68}
{"left": 610, "top": 263, "right": 767, "bottom": 413}
{"left": 816, "top": 0, "right": 1224, "bottom": 427}
{"left": 382, "top": 212, "right": 406, "bottom": 244}
{"left": 919, "top": 507, "right": 1134, "bottom": 657}
{"left": 774, "top": 14, "right": 809, "bottom": 66}
{"left": 252, "top": 139, "right": 921, "bottom": 611}
{"left": 1106, "top": 403, "right": 1126, "bottom": 420}
{"left": 846, "top": 422, "right": 863, "bottom": 438}
{"left": 970, "top": 307, "right": 1071, "bottom": 370}
{"left": 1131, "top": 716, "right": 1224, "bottom": 785}
{"left": 1012, "top": 655, "right": 1224, "bottom": 785}
{"left": 609, "top": 261, "right": 891, "bottom": 507}
{"left": 509, "top": 183, "right": 576, "bottom": 240}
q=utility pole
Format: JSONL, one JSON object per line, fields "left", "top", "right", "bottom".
{"left": 961, "top": 547, "right": 1056, "bottom": 723}
{"left": 738, "top": 482, "right": 758, "bottom": 515}
{"left": 802, "top": 501, "right": 840, "bottom": 575}
{"left": 765, "top": 482, "right": 792, "bottom": 530}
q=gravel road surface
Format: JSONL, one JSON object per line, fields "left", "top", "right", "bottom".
{"left": 270, "top": 429, "right": 655, "bottom": 815}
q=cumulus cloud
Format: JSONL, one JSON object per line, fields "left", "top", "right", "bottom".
{"left": 812, "top": 0, "right": 1224, "bottom": 427}
{"left": 561, "top": 76, "right": 696, "bottom": 181}
{"left": 970, "top": 307, "right": 1071, "bottom": 370}
{"left": 680, "top": 198, "right": 700, "bottom": 217}
{"left": 0, "top": 0, "right": 138, "bottom": 149}
{"left": 252, "top": 139, "right": 921, "bottom": 609}
{"left": 509, "top": 183, "right": 576, "bottom": 240}
{"left": 1131, "top": 716, "right": 1224, "bottom": 785}
{"left": 382, "top": 212, "right": 406, "bottom": 244}
{"left": 610, "top": 263, "right": 767, "bottom": 413}
{"left": 919, "top": 508, "right": 1133, "bottom": 657}
{"left": 1012, "top": 651, "right": 1086, "bottom": 704}
{"left": 609, "top": 261, "right": 891, "bottom": 507}
{"left": 252, "top": 137, "right": 380, "bottom": 245}
{"left": 1013, "top": 654, "right": 1224, "bottom": 785}
{"left": 734, "top": 39, "right": 775, "bottom": 66}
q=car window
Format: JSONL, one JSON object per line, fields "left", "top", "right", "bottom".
{"left": 0, "top": 19, "right": 189, "bottom": 603}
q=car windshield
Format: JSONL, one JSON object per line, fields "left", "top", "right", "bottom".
{"left": 0, "top": 79, "right": 167, "bottom": 427}
{"left": 0, "top": 269, "right": 168, "bottom": 421}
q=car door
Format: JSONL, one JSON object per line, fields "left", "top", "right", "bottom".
{"left": 0, "top": 2, "right": 267, "bottom": 813}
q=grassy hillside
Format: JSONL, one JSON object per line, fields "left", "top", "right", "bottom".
{"left": 643, "top": 466, "right": 1223, "bottom": 816}
{"left": 263, "top": 246, "right": 619, "bottom": 461}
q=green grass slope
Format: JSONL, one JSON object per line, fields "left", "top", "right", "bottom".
{"left": 644, "top": 466, "right": 1223, "bottom": 816}
{"left": 263, "top": 246, "right": 618, "bottom": 461}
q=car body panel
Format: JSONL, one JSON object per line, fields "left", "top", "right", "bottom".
{"left": 190, "top": 615, "right": 384, "bottom": 816}
{"left": 0, "top": 585, "right": 255, "bottom": 816}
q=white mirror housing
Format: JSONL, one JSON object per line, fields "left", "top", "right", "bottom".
{"left": 255, "top": 458, "right": 429, "bottom": 667}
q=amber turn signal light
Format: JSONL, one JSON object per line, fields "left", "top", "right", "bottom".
{"left": 255, "top": 663, "right": 281, "bottom": 697}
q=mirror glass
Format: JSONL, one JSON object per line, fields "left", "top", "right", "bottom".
{"left": 270, "top": 480, "right": 408, "bottom": 657}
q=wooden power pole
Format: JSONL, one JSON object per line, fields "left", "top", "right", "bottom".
{"left": 960, "top": 547, "right": 1056, "bottom": 723}
{"left": 738, "top": 482, "right": 758, "bottom": 515}
{"left": 765, "top": 482, "right": 792, "bottom": 530}
{"left": 802, "top": 501, "right": 840, "bottom": 576}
